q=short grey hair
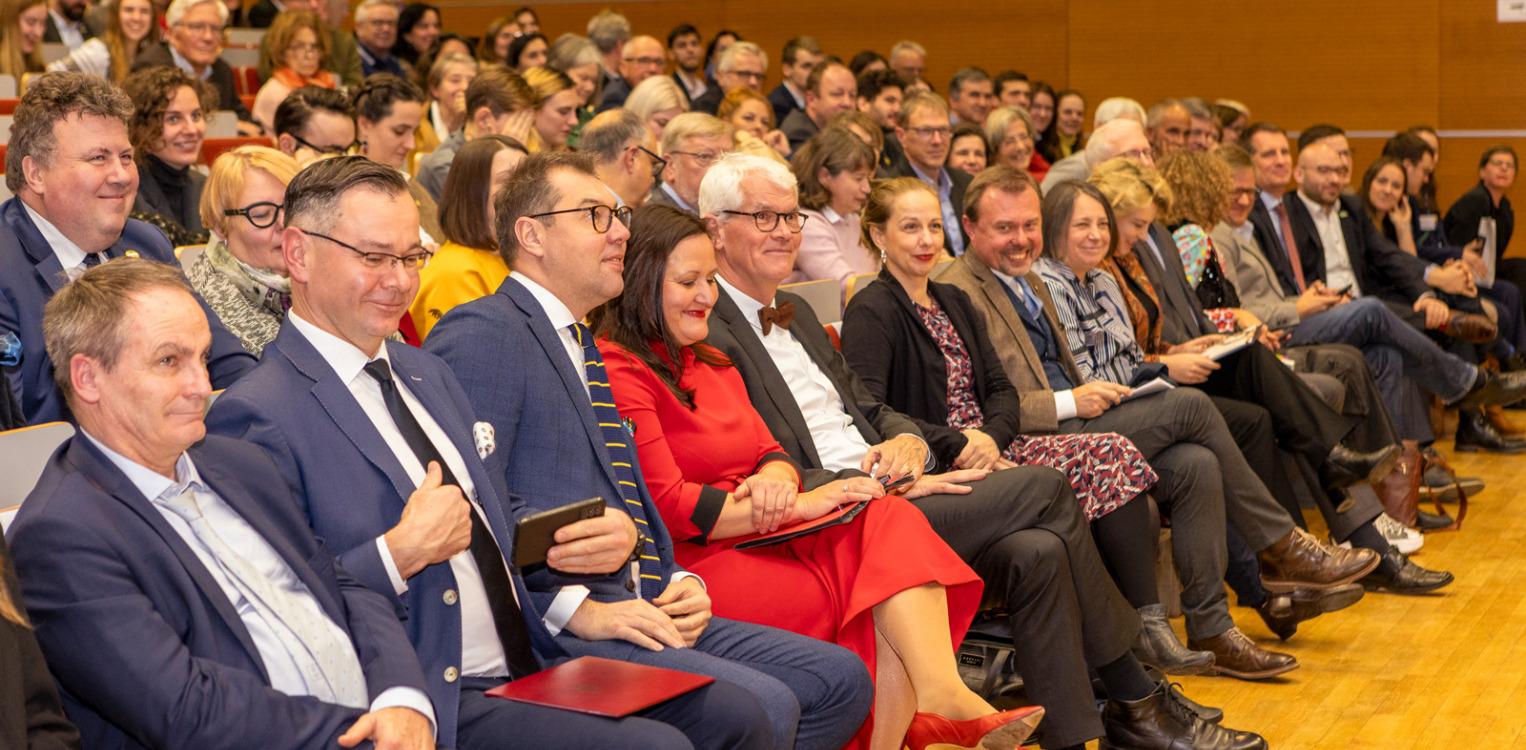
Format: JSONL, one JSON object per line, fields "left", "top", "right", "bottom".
{"left": 352, "top": 0, "right": 395, "bottom": 26}
{"left": 547, "top": 33, "right": 601, "bottom": 72}
{"left": 699, "top": 152, "right": 797, "bottom": 217}
{"left": 1085, "top": 119, "right": 1148, "bottom": 171}
{"left": 716, "top": 41, "right": 766, "bottom": 74}
{"left": 166, "top": 0, "right": 228, "bottom": 27}
{"left": 7, "top": 72, "right": 133, "bottom": 192}
{"left": 578, "top": 108, "right": 645, "bottom": 162}
{"left": 1146, "top": 98, "right": 1185, "bottom": 129}
{"left": 1180, "top": 97, "right": 1213, "bottom": 120}
{"left": 659, "top": 111, "right": 733, "bottom": 156}
{"left": 585, "top": 10, "right": 631, "bottom": 54}
{"left": 983, "top": 105, "right": 1034, "bottom": 151}
{"left": 1092, "top": 97, "right": 1145, "bottom": 129}
{"left": 889, "top": 40, "right": 925, "bottom": 59}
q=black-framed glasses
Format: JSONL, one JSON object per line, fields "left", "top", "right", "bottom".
{"left": 290, "top": 132, "right": 357, "bottom": 156}
{"left": 223, "top": 201, "right": 284, "bottom": 229}
{"left": 636, "top": 144, "right": 667, "bottom": 174}
{"left": 300, "top": 228, "right": 432, "bottom": 270}
{"left": 527, "top": 204, "right": 633, "bottom": 234}
{"left": 721, "top": 209, "right": 808, "bottom": 233}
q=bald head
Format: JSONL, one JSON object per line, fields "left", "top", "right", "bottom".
{"left": 1295, "top": 142, "right": 1349, "bottom": 206}
{"left": 1085, "top": 119, "right": 1153, "bottom": 171}
{"left": 620, "top": 35, "right": 666, "bottom": 87}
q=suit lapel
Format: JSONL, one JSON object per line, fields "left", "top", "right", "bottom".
{"left": 1338, "top": 205, "right": 1366, "bottom": 286}
{"left": 712, "top": 288, "right": 824, "bottom": 467}
{"left": 1283, "top": 195, "right": 1327, "bottom": 282}
{"left": 6, "top": 200, "right": 70, "bottom": 294}
{"left": 66, "top": 438, "right": 270, "bottom": 680}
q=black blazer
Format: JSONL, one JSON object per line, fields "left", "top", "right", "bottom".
{"left": 883, "top": 153, "right": 972, "bottom": 256}
{"left": 0, "top": 535, "right": 80, "bottom": 750}
{"left": 1247, "top": 197, "right": 1303, "bottom": 296}
{"left": 133, "top": 43, "right": 253, "bottom": 122}
{"left": 246, "top": 0, "right": 280, "bottom": 27}
{"left": 133, "top": 158, "right": 208, "bottom": 237}
{"left": 840, "top": 271, "right": 1021, "bottom": 469}
{"left": 703, "top": 284, "right": 925, "bottom": 487}
{"left": 1134, "top": 222, "right": 1215, "bottom": 345}
{"left": 1282, "top": 192, "right": 1430, "bottom": 303}
{"left": 1444, "top": 181, "right": 1514, "bottom": 258}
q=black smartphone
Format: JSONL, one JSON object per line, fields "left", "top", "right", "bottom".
{"left": 879, "top": 474, "right": 914, "bottom": 492}
{"left": 512, "top": 497, "right": 606, "bottom": 568}
{"left": 1331, "top": 284, "right": 1352, "bottom": 296}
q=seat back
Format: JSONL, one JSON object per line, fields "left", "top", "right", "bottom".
{"left": 0, "top": 422, "right": 76, "bottom": 508}
{"left": 201, "top": 135, "right": 272, "bottom": 165}
{"left": 0, "top": 74, "right": 16, "bottom": 98}
{"left": 779, "top": 278, "right": 843, "bottom": 325}
{"left": 845, "top": 272, "right": 877, "bottom": 304}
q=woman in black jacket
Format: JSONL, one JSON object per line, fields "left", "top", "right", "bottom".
{"left": 0, "top": 532, "right": 81, "bottom": 749}
{"left": 841, "top": 178, "right": 1213, "bottom": 674}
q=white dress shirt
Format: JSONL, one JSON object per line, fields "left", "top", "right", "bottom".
{"left": 1296, "top": 192, "right": 1362, "bottom": 297}
{"left": 22, "top": 201, "right": 95, "bottom": 278}
{"left": 717, "top": 275, "right": 874, "bottom": 471}
{"left": 508, "top": 273, "right": 701, "bottom": 631}
{"left": 288, "top": 312, "right": 511, "bottom": 678}
{"left": 48, "top": 9, "right": 84, "bottom": 48}
{"left": 80, "top": 429, "right": 435, "bottom": 728}
{"left": 991, "top": 267, "right": 1078, "bottom": 421}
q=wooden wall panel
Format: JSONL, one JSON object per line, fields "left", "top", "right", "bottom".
{"left": 1438, "top": 0, "right": 1526, "bottom": 129}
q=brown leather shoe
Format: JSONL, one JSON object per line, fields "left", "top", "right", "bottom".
{"left": 1188, "top": 627, "right": 1299, "bottom": 680}
{"left": 1258, "top": 527, "right": 1381, "bottom": 593}
{"left": 1486, "top": 404, "right": 1526, "bottom": 437}
{"left": 1441, "top": 311, "right": 1498, "bottom": 344}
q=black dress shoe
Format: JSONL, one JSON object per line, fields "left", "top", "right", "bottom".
{"left": 1320, "top": 443, "right": 1402, "bottom": 488}
{"left": 1414, "top": 508, "right": 1453, "bottom": 530}
{"left": 1100, "top": 682, "right": 1265, "bottom": 750}
{"left": 1254, "top": 583, "right": 1366, "bottom": 640}
{"left": 1363, "top": 546, "right": 1455, "bottom": 594}
{"left": 1133, "top": 605, "right": 1215, "bottom": 676}
{"left": 1455, "top": 408, "right": 1526, "bottom": 453}
{"left": 1457, "top": 370, "right": 1526, "bottom": 409}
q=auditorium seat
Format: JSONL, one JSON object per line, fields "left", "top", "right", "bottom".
{"left": 0, "top": 422, "right": 76, "bottom": 513}
{"left": 781, "top": 278, "right": 842, "bottom": 325}
{"left": 846, "top": 272, "right": 877, "bottom": 303}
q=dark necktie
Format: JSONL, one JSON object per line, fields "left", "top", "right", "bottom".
{"left": 81, "top": 252, "right": 104, "bottom": 269}
{"left": 361, "top": 358, "right": 539, "bottom": 679}
{"left": 568, "top": 323, "right": 664, "bottom": 599}
{"left": 1273, "top": 202, "right": 1307, "bottom": 292}
{"left": 757, "top": 300, "right": 796, "bottom": 335}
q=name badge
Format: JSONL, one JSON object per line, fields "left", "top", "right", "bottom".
{"left": 1419, "top": 214, "right": 1438, "bottom": 232}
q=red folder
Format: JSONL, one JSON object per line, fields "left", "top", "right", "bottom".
{"left": 485, "top": 656, "right": 715, "bottom": 717}
{"left": 733, "top": 501, "right": 869, "bottom": 550}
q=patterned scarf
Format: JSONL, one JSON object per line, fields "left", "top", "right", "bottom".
{"left": 204, "top": 236, "right": 291, "bottom": 317}
{"left": 1104, "top": 252, "right": 1163, "bottom": 355}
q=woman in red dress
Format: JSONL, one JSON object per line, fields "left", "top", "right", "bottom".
{"left": 593, "top": 204, "right": 1044, "bottom": 750}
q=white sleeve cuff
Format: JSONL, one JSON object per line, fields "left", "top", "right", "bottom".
{"left": 375, "top": 536, "right": 409, "bottom": 596}
{"left": 541, "top": 585, "right": 591, "bottom": 635}
{"left": 368, "top": 686, "right": 437, "bottom": 738}
{"left": 1054, "top": 390, "right": 1078, "bottom": 422}
{"left": 671, "top": 571, "right": 705, "bottom": 590}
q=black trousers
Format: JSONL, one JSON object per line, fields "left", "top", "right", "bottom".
{"left": 911, "top": 465, "right": 1139, "bottom": 749}
{"left": 1196, "top": 343, "right": 1359, "bottom": 466}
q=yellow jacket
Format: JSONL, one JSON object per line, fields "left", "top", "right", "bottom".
{"left": 409, "top": 241, "right": 509, "bottom": 342}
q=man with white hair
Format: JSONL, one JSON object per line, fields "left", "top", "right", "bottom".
{"left": 133, "top": 0, "right": 253, "bottom": 127}
{"left": 596, "top": 34, "right": 666, "bottom": 112}
{"left": 698, "top": 153, "right": 1267, "bottom": 750}
{"left": 690, "top": 41, "right": 768, "bottom": 115}
{"left": 351, "top": 0, "right": 406, "bottom": 78}
{"left": 651, "top": 112, "right": 735, "bottom": 212}
{"left": 1040, "top": 98, "right": 1146, "bottom": 191}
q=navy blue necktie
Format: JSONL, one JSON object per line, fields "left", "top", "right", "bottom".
{"left": 569, "top": 323, "right": 664, "bottom": 599}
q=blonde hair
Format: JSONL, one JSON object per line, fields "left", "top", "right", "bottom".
{"left": 105, "top": 0, "right": 160, "bottom": 83}
{"left": 860, "top": 176, "right": 937, "bottom": 254}
{"left": 0, "top": 0, "right": 46, "bottom": 77}
{"left": 1157, "top": 149, "right": 1231, "bottom": 228}
{"left": 624, "top": 75, "right": 687, "bottom": 127}
{"left": 260, "top": 9, "right": 329, "bottom": 74}
{"left": 1088, "top": 157, "right": 1173, "bottom": 220}
{"left": 200, "top": 146, "right": 301, "bottom": 236}
{"left": 660, "top": 111, "right": 733, "bottom": 156}
{"left": 521, "top": 64, "right": 570, "bottom": 103}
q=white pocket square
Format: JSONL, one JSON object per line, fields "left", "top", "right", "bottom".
{"left": 473, "top": 422, "right": 496, "bottom": 460}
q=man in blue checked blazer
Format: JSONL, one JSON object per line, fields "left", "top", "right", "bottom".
{"left": 427, "top": 151, "right": 873, "bottom": 750}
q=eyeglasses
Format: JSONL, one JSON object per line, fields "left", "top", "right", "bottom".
{"left": 721, "top": 209, "right": 808, "bottom": 233}
{"left": 667, "top": 150, "right": 722, "bottom": 167}
{"left": 623, "top": 55, "right": 665, "bottom": 67}
{"left": 289, "top": 132, "right": 357, "bottom": 156}
{"left": 223, "top": 201, "right": 284, "bottom": 228}
{"left": 907, "top": 125, "right": 952, "bottom": 141}
{"left": 636, "top": 144, "right": 667, "bottom": 174}
{"left": 1117, "top": 147, "right": 1153, "bottom": 162}
{"left": 729, "top": 70, "right": 765, "bottom": 83}
{"left": 287, "top": 42, "right": 322, "bottom": 56}
{"left": 176, "top": 21, "right": 224, "bottom": 36}
{"left": 527, "top": 204, "right": 634, "bottom": 234}
{"left": 1313, "top": 165, "right": 1351, "bottom": 178}
{"left": 300, "top": 228, "right": 432, "bottom": 270}
{"left": 360, "top": 18, "right": 397, "bottom": 28}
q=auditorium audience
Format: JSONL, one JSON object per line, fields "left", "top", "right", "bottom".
{"left": 46, "top": 0, "right": 155, "bottom": 81}
{"left": 691, "top": 40, "right": 767, "bottom": 115}
{"left": 790, "top": 126, "right": 877, "bottom": 290}
{"left": 887, "top": 39, "right": 925, "bottom": 88}
{"left": 585, "top": 8, "right": 630, "bottom": 93}
{"left": 0, "top": 531, "right": 80, "bottom": 749}
{"left": 424, "top": 151, "right": 878, "bottom": 750}
{"left": 353, "top": 0, "right": 405, "bottom": 78}
{"left": 717, "top": 87, "right": 788, "bottom": 157}
{"left": 1027, "top": 81, "right": 1055, "bottom": 137}
{"left": 1145, "top": 98, "right": 1190, "bottom": 156}
{"left": 512, "top": 5, "right": 538, "bottom": 34}
{"left": 693, "top": 152, "right": 1263, "bottom": 750}
{"left": 0, "top": 0, "right": 45, "bottom": 78}
{"left": 476, "top": 14, "right": 517, "bottom": 66}
{"left": 251, "top": 10, "right": 335, "bottom": 135}
{"left": 594, "top": 201, "right": 1043, "bottom": 750}
{"left": 625, "top": 73, "right": 688, "bottom": 141}
{"left": 417, "top": 66, "right": 538, "bottom": 199}
{"left": 185, "top": 146, "right": 300, "bottom": 356}
{"left": 993, "top": 70, "right": 1030, "bottom": 108}
{"left": 253, "top": 0, "right": 363, "bottom": 88}
{"left": 1038, "top": 89, "right": 1085, "bottom": 163}
{"left": 391, "top": 2, "right": 439, "bottom": 70}
{"left": 412, "top": 51, "right": 477, "bottom": 167}
{"left": 703, "top": 28, "right": 738, "bottom": 80}
{"left": 781, "top": 61, "right": 856, "bottom": 151}
{"left": 350, "top": 74, "right": 444, "bottom": 245}
{"left": 1215, "top": 99, "right": 1250, "bottom": 144}
{"left": 409, "top": 135, "right": 526, "bottom": 340}
{"left": 888, "top": 92, "right": 968, "bottom": 255}
{"left": 1041, "top": 97, "right": 1146, "bottom": 191}
{"left": 770, "top": 35, "right": 820, "bottom": 124}
{"left": 506, "top": 30, "right": 547, "bottom": 72}
{"left": 650, "top": 111, "right": 734, "bottom": 213}
{"left": 848, "top": 48, "right": 885, "bottom": 77}
{"left": 1447, "top": 146, "right": 1519, "bottom": 303}
{"left": 582, "top": 107, "right": 662, "bottom": 208}
{"left": 524, "top": 65, "right": 579, "bottom": 151}
{"left": 945, "top": 123, "right": 987, "bottom": 177}
{"left": 984, "top": 105, "right": 1048, "bottom": 182}
{"left": 12, "top": 258, "right": 435, "bottom": 749}
{"left": 272, "top": 85, "right": 356, "bottom": 163}
{"left": 133, "top": 0, "right": 253, "bottom": 129}
{"left": 123, "top": 65, "right": 213, "bottom": 245}
{"left": 947, "top": 67, "right": 994, "bottom": 127}
{"left": 546, "top": 32, "right": 603, "bottom": 108}
{"left": 830, "top": 110, "right": 886, "bottom": 167}
{"left": 42, "top": 0, "right": 86, "bottom": 46}
{"left": 667, "top": 22, "right": 708, "bottom": 103}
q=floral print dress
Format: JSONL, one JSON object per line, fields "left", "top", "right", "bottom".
{"left": 914, "top": 299, "right": 1158, "bottom": 521}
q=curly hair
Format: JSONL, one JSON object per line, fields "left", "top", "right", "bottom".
{"left": 1089, "top": 157, "right": 1173, "bottom": 222}
{"left": 1157, "top": 148, "right": 1231, "bottom": 228}
{"left": 121, "top": 65, "right": 217, "bottom": 164}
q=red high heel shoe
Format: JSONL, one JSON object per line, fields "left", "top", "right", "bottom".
{"left": 902, "top": 705, "right": 1045, "bottom": 750}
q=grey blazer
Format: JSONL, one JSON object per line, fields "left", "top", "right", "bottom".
{"left": 1211, "top": 221, "right": 1299, "bottom": 329}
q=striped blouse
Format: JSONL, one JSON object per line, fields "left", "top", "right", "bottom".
{"left": 1035, "top": 256, "right": 1147, "bottom": 386}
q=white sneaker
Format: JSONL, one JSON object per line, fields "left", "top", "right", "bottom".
{"left": 1375, "top": 513, "right": 1424, "bottom": 555}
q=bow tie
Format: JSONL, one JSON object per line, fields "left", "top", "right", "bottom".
{"left": 757, "top": 301, "right": 796, "bottom": 335}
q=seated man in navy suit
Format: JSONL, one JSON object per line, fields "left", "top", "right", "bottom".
{"left": 426, "top": 152, "right": 874, "bottom": 750}
{"left": 7, "top": 258, "right": 434, "bottom": 749}
{"left": 208, "top": 156, "right": 800, "bottom": 749}
{"left": 0, "top": 72, "right": 255, "bottom": 426}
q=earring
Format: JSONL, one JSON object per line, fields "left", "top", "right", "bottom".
{"left": 879, "top": 250, "right": 887, "bottom": 266}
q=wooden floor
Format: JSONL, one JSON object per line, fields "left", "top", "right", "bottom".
{"left": 1120, "top": 447, "right": 1526, "bottom": 749}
